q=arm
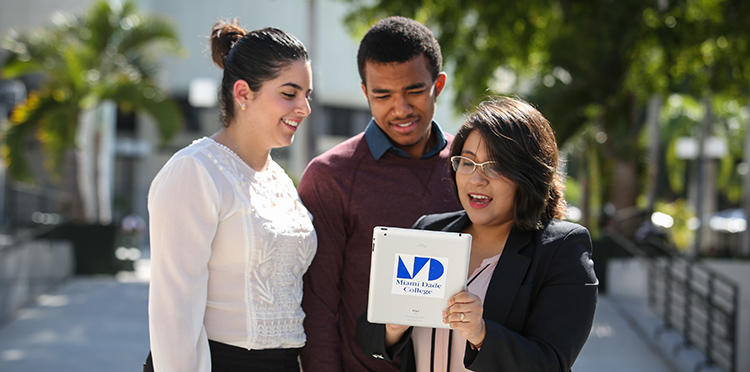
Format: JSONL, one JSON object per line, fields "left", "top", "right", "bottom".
{"left": 147, "top": 157, "right": 219, "bottom": 372}
{"left": 465, "top": 226, "right": 598, "bottom": 371}
{"left": 298, "top": 159, "right": 348, "bottom": 372}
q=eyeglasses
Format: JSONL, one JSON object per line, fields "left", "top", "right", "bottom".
{"left": 450, "top": 156, "right": 503, "bottom": 179}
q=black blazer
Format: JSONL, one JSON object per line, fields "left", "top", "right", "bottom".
{"left": 356, "top": 210, "right": 598, "bottom": 372}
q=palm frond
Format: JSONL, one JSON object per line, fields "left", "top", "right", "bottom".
{"left": 100, "top": 80, "right": 182, "bottom": 143}
{"left": 1, "top": 92, "right": 72, "bottom": 182}
{"left": 81, "top": 0, "right": 118, "bottom": 52}
{"left": 1, "top": 30, "right": 61, "bottom": 79}
{"left": 119, "top": 17, "right": 182, "bottom": 55}
{"left": 0, "top": 0, "right": 184, "bottom": 184}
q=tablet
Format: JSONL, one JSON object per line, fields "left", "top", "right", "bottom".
{"left": 367, "top": 226, "right": 472, "bottom": 329}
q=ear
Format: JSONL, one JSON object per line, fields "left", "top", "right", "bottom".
{"left": 434, "top": 73, "right": 447, "bottom": 97}
{"left": 360, "top": 82, "right": 368, "bottom": 100}
{"left": 233, "top": 80, "right": 251, "bottom": 109}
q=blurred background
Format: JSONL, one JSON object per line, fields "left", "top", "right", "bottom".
{"left": 0, "top": 1, "right": 748, "bottom": 371}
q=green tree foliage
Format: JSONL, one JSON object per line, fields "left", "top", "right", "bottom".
{"left": 1, "top": 0, "right": 184, "bottom": 183}
{"left": 339, "top": 0, "right": 750, "bottom": 224}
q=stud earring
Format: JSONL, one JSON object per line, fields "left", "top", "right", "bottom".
{"left": 241, "top": 102, "right": 246, "bottom": 111}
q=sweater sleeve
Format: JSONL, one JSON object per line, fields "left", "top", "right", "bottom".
{"left": 298, "top": 158, "right": 348, "bottom": 372}
{"left": 147, "top": 156, "right": 219, "bottom": 372}
{"left": 465, "top": 226, "right": 598, "bottom": 371}
{"left": 355, "top": 312, "right": 413, "bottom": 362}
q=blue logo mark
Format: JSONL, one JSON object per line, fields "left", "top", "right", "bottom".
{"left": 396, "top": 256, "right": 444, "bottom": 281}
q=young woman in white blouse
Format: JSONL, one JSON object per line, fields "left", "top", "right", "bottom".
{"left": 144, "top": 20, "right": 316, "bottom": 372}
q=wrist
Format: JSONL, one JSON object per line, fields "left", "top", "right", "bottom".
{"left": 469, "top": 340, "right": 483, "bottom": 350}
{"left": 469, "top": 319, "right": 486, "bottom": 350}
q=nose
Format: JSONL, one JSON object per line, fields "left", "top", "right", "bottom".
{"left": 469, "top": 166, "right": 489, "bottom": 184}
{"left": 296, "top": 96, "right": 311, "bottom": 117}
{"left": 392, "top": 95, "right": 413, "bottom": 117}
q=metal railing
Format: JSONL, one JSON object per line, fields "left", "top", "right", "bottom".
{"left": 0, "top": 183, "right": 75, "bottom": 323}
{"left": 607, "top": 231, "right": 738, "bottom": 372}
{"left": 2, "top": 183, "right": 71, "bottom": 229}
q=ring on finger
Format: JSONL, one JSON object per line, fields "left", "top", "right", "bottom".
{"left": 460, "top": 312, "right": 466, "bottom": 321}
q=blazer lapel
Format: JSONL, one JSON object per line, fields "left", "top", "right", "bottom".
{"left": 483, "top": 228, "right": 533, "bottom": 325}
{"left": 439, "top": 212, "right": 533, "bottom": 324}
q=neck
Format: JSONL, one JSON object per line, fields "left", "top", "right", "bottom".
{"left": 217, "top": 127, "right": 270, "bottom": 172}
{"left": 403, "top": 127, "right": 437, "bottom": 159}
{"left": 466, "top": 221, "right": 512, "bottom": 258}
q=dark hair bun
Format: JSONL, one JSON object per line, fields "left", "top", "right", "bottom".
{"left": 210, "top": 20, "right": 247, "bottom": 69}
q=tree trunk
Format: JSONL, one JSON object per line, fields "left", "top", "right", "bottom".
{"left": 742, "top": 101, "right": 750, "bottom": 257}
{"left": 77, "top": 108, "right": 97, "bottom": 223}
{"left": 96, "top": 101, "right": 116, "bottom": 225}
{"left": 645, "top": 95, "right": 662, "bottom": 212}
{"left": 692, "top": 95, "right": 714, "bottom": 257}
{"left": 76, "top": 101, "right": 116, "bottom": 224}
{"left": 611, "top": 157, "right": 638, "bottom": 213}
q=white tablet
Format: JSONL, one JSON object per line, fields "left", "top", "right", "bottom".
{"left": 367, "top": 226, "right": 472, "bottom": 329}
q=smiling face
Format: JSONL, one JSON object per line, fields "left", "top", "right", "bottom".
{"left": 456, "top": 130, "right": 517, "bottom": 230}
{"left": 243, "top": 60, "right": 312, "bottom": 149}
{"left": 361, "top": 55, "right": 446, "bottom": 159}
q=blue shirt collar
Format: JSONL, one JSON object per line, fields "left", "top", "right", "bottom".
{"left": 364, "top": 118, "right": 448, "bottom": 160}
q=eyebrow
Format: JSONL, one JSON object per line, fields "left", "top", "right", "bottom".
{"left": 371, "top": 82, "right": 428, "bottom": 95}
{"left": 281, "top": 82, "right": 312, "bottom": 94}
{"left": 461, "top": 150, "right": 477, "bottom": 156}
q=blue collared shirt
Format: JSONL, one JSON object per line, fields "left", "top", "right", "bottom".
{"left": 364, "top": 118, "right": 448, "bottom": 160}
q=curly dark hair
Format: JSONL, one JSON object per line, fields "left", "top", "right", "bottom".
{"left": 450, "top": 97, "right": 568, "bottom": 231}
{"left": 210, "top": 20, "right": 308, "bottom": 127}
{"left": 356, "top": 16, "right": 442, "bottom": 85}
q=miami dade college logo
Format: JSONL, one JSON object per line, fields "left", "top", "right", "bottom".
{"left": 391, "top": 254, "right": 449, "bottom": 298}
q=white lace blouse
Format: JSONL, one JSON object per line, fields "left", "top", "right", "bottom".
{"left": 147, "top": 137, "right": 317, "bottom": 372}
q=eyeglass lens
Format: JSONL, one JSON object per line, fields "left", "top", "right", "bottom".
{"left": 451, "top": 156, "right": 501, "bottom": 178}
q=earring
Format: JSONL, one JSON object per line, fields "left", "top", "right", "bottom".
{"left": 241, "top": 102, "right": 246, "bottom": 111}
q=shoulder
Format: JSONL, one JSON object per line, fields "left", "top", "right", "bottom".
{"left": 155, "top": 139, "right": 214, "bottom": 177}
{"left": 148, "top": 139, "right": 223, "bottom": 205}
{"left": 538, "top": 220, "right": 591, "bottom": 244}
{"left": 533, "top": 220, "right": 598, "bottom": 284}
{"left": 528, "top": 220, "right": 593, "bottom": 266}
{"left": 413, "top": 210, "right": 467, "bottom": 231}
{"left": 302, "top": 134, "right": 367, "bottom": 175}
{"left": 298, "top": 133, "right": 369, "bottom": 198}
{"left": 313, "top": 133, "right": 366, "bottom": 164}
{"left": 299, "top": 133, "right": 371, "bottom": 183}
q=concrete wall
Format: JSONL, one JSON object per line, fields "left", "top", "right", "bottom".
{"left": 0, "top": 237, "right": 74, "bottom": 323}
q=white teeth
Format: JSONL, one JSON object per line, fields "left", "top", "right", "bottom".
{"left": 471, "top": 194, "right": 489, "bottom": 200}
{"left": 396, "top": 121, "right": 415, "bottom": 128}
{"left": 282, "top": 119, "right": 299, "bottom": 127}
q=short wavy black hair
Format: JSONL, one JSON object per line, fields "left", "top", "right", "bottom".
{"left": 356, "top": 16, "right": 442, "bottom": 85}
{"left": 450, "top": 97, "right": 567, "bottom": 231}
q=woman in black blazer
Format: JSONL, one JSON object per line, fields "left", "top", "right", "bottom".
{"left": 356, "top": 97, "right": 598, "bottom": 371}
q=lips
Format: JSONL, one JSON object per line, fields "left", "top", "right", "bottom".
{"left": 468, "top": 193, "right": 492, "bottom": 209}
{"left": 282, "top": 118, "right": 300, "bottom": 127}
{"left": 390, "top": 119, "right": 418, "bottom": 134}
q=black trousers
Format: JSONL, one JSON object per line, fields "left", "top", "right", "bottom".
{"left": 143, "top": 340, "right": 301, "bottom": 372}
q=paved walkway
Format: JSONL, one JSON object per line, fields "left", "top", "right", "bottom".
{"left": 0, "top": 268, "right": 677, "bottom": 372}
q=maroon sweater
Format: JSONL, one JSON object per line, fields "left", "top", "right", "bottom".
{"left": 298, "top": 132, "right": 461, "bottom": 372}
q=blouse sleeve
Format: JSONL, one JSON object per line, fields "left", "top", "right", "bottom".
{"left": 147, "top": 156, "right": 220, "bottom": 372}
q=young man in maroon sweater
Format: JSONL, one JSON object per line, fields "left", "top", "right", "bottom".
{"left": 297, "top": 16, "right": 462, "bottom": 372}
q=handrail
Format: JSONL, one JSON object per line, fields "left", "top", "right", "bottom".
{"left": 606, "top": 230, "right": 738, "bottom": 372}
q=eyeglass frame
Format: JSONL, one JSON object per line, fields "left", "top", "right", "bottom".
{"left": 450, "top": 156, "right": 503, "bottom": 179}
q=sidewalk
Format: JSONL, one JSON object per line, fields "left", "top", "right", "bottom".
{"left": 0, "top": 266, "right": 676, "bottom": 372}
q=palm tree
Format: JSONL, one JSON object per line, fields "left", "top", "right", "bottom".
{"left": 0, "top": 0, "right": 182, "bottom": 224}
